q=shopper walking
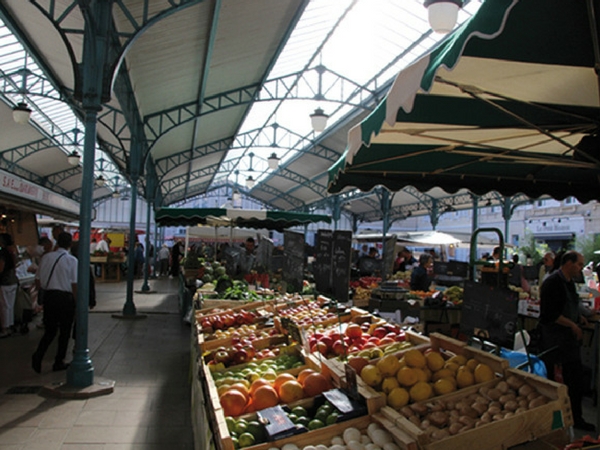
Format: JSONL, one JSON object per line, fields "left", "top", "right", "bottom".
{"left": 31, "top": 232, "right": 78, "bottom": 373}
{"left": 0, "top": 233, "right": 18, "bottom": 338}
{"left": 158, "top": 244, "right": 170, "bottom": 276}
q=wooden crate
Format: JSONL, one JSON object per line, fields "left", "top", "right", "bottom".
{"left": 195, "top": 299, "right": 272, "bottom": 318}
{"left": 214, "top": 405, "right": 418, "bottom": 450}
{"left": 199, "top": 332, "right": 288, "bottom": 353}
{"left": 387, "top": 368, "right": 572, "bottom": 450}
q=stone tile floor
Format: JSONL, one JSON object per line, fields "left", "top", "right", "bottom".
{"left": 0, "top": 276, "right": 193, "bottom": 449}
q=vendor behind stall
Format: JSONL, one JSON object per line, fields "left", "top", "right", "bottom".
{"left": 410, "top": 253, "right": 433, "bottom": 291}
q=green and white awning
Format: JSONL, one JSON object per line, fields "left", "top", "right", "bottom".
{"left": 155, "top": 207, "right": 331, "bottom": 231}
{"left": 329, "top": 0, "right": 600, "bottom": 203}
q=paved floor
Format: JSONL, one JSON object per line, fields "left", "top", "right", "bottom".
{"left": 0, "top": 276, "right": 193, "bottom": 449}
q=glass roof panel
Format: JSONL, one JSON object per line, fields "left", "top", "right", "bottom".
{"left": 220, "top": 0, "right": 483, "bottom": 188}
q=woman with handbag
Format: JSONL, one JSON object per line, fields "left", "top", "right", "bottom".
{"left": 0, "top": 233, "right": 18, "bottom": 338}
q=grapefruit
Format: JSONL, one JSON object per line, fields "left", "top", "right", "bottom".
{"left": 297, "top": 368, "right": 317, "bottom": 385}
{"left": 252, "top": 385, "right": 279, "bottom": 411}
{"left": 273, "top": 373, "right": 296, "bottom": 392}
{"left": 220, "top": 390, "right": 247, "bottom": 417}
{"left": 279, "top": 380, "right": 305, "bottom": 403}
{"left": 303, "top": 373, "right": 332, "bottom": 397}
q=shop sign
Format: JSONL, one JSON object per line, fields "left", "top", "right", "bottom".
{"left": 0, "top": 169, "right": 79, "bottom": 215}
{"left": 528, "top": 217, "right": 584, "bottom": 235}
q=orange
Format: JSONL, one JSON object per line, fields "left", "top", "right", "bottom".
{"left": 303, "top": 373, "right": 332, "bottom": 397}
{"left": 297, "top": 369, "right": 317, "bottom": 386}
{"left": 409, "top": 381, "right": 433, "bottom": 402}
{"left": 220, "top": 390, "right": 247, "bottom": 417}
{"left": 252, "top": 385, "right": 279, "bottom": 411}
{"left": 396, "top": 367, "right": 418, "bottom": 387}
{"left": 278, "top": 380, "right": 305, "bottom": 403}
{"left": 249, "top": 378, "right": 271, "bottom": 396}
{"left": 229, "top": 382, "right": 250, "bottom": 401}
{"left": 273, "top": 373, "right": 296, "bottom": 392}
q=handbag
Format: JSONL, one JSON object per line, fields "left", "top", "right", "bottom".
{"left": 38, "top": 253, "right": 66, "bottom": 306}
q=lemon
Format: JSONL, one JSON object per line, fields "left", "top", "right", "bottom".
{"left": 474, "top": 363, "right": 495, "bottom": 383}
{"left": 456, "top": 367, "right": 475, "bottom": 388}
{"left": 377, "top": 354, "right": 402, "bottom": 378}
{"left": 466, "top": 358, "right": 479, "bottom": 371}
{"left": 387, "top": 387, "right": 410, "bottom": 409}
{"left": 443, "top": 361, "right": 459, "bottom": 374}
{"left": 433, "top": 378, "right": 456, "bottom": 395}
{"left": 404, "top": 349, "right": 426, "bottom": 369}
{"left": 425, "top": 351, "right": 445, "bottom": 372}
{"left": 361, "top": 364, "right": 383, "bottom": 387}
{"left": 431, "top": 368, "right": 454, "bottom": 382}
{"left": 381, "top": 376, "right": 400, "bottom": 394}
{"left": 409, "top": 381, "right": 433, "bottom": 402}
{"left": 448, "top": 355, "right": 468, "bottom": 366}
{"left": 396, "top": 367, "right": 418, "bottom": 387}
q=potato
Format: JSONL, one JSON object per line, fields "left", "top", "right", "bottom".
{"left": 518, "top": 384, "right": 535, "bottom": 397}
{"left": 478, "top": 386, "right": 490, "bottom": 398}
{"left": 529, "top": 396, "right": 548, "bottom": 409}
{"left": 489, "top": 401, "right": 502, "bottom": 410}
{"left": 486, "top": 388, "right": 502, "bottom": 401}
{"left": 527, "top": 391, "right": 541, "bottom": 402}
{"left": 459, "top": 406, "right": 479, "bottom": 419}
{"left": 474, "top": 395, "right": 490, "bottom": 405}
{"left": 400, "top": 406, "right": 414, "bottom": 417}
{"left": 515, "top": 407, "right": 528, "bottom": 414}
{"left": 429, "top": 411, "right": 448, "bottom": 428}
{"left": 499, "top": 394, "right": 516, "bottom": 405}
{"left": 471, "top": 402, "right": 488, "bottom": 415}
{"left": 410, "top": 403, "right": 428, "bottom": 416}
{"left": 430, "top": 429, "right": 450, "bottom": 442}
{"left": 480, "top": 412, "right": 492, "bottom": 423}
{"left": 504, "top": 412, "right": 514, "bottom": 419}
{"left": 506, "top": 375, "right": 525, "bottom": 390}
{"left": 487, "top": 405, "right": 501, "bottom": 416}
{"left": 459, "top": 424, "right": 475, "bottom": 433}
{"left": 419, "top": 419, "right": 431, "bottom": 431}
{"left": 492, "top": 413, "right": 505, "bottom": 421}
{"left": 454, "top": 401, "right": 468, "bottom": 411}
{"left": 408, "top": 415, "right": 421, "bottom": 427}
{"left": 518, "top": 399, "right": 529, "bottom": 409}
{"left": 495, "top": 381, "right": 509, "bottom": 394}
{"left": 449, "top": 409, "right": 460, "bottom": 419}
{"left": 448, "top": 422, "right": 463, "bottom": 435}
{"left": 459, "top": 415, "right": 476, "bottom": 427}
{"left": 503, "top": 400, "right": 518, "bottom": 412}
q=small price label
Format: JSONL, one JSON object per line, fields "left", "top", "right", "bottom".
{"left": 344, "top": 363, "right": 359, "bottom": 400}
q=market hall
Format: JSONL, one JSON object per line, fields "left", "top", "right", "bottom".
{"left": 1, "top": 0, "right": 600, "bottom": 449}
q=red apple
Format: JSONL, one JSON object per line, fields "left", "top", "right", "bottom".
{"left": 316, "top": 341, "right": 329, "bottom": 356}
{"left": 232, "top": 349, "right": 249, "bottom": 365}
{"left": 347, "top": 356, "right": 370, "bottom": 374}
{"left": 214, "top": 350, "right": 230, "bottom": 364}
{"left": 367, "top": 336, "right": 381, "bottom": 346}
{"left": 345, "top": 324, "right": 363, "bottom": 339}
{"left": 379, "top": 337, "right": 395, "bottom": 346}
{"left": 319, "top": 336, "right": 333, "bottom": 349}
{"left": 372, "top": 327, "right": 388, "bottom": 339}
{"left": 332, "top": 340, "right": 347, "bottom": 356}
{"left": 362, "top": 342, "right": 377, "bottom": 350}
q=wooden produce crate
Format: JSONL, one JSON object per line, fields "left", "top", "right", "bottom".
{"left": 213, "top": 402, "right": 418, "bottom": 450}
{"left": 195, "top": 299, "right": 273, "bottom": 318}
{"left": 387, "top": 368, "right": 572, "bottom": 450}
{"left": 199, "top": 332, "right": 287, "bottom": 354}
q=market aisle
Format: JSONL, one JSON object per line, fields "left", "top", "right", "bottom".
{"left": 0, "top": 276, "right": 194, "bottom": 449}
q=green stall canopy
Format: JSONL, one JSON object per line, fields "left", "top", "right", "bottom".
{"left": 328, "top": 0, "right": 600, "bottom": 203}
{"left": 155, "top": 208, "right": 332, "bottom": 231}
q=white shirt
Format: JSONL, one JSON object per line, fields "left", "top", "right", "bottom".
{"left": 36, "top": 248, "right": 77, "bottom": 292}
{"left": 158, "top": 247, "right": 170, "bottom": 260}
{"left": 96, "top": 239, "right": 109, "bottom": 253}
{"left": 90, "top": 242, "right": 97, "bottom": 255}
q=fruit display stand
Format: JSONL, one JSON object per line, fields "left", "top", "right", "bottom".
{"left": 386, "top": 368, "right": 572, "bottom": 449}
{"left": 214, "top": 407, "right": 420, "bottom": 450}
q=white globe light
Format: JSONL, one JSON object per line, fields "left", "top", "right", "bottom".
{"left": 427, "top": 1, "right": 460, "bottom": 34}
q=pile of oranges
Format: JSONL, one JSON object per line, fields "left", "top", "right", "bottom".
{"left": 219, "top": 368, "right": 333, "bottom": 417}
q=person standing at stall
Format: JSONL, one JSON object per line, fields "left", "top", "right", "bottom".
{"left": 410, "top": 253, "right": 433, "bottom": 292}
{"left": 0, "top": 233, "right": 18, "bottom": 338}
{"left": 158, "top": 244, "right": 170, "bottom": 277}
{"left": 539, "top": 251, "right": 594, "bottom": 431}
{"left": 31, "top": 232, "right": 77, "bottom": 373}
{"left": 170, "top": 241, "right": 183, "bottom": 278}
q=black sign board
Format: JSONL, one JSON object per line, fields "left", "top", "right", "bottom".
{"left": 433, "top": 260, "right": 469, "bottom": 278}
{"left": 344, "top": 364, "right": 359, "bottom": 400}
{"left": 332, "top": 230, "right": 352, "bottom": 303}
{"left": 460, "top": 280, "right": 519, "bottom": 349}
{"left": 280, "top": 317, "right": 304, "bottom": 346}
{"left": 314, "top": 229, "right": 333, "bottom": 295}
{"left": 283, "top": 231, "right": 305, "bottom": 293}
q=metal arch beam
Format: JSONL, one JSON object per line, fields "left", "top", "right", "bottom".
{"left": 248, "top": 183, "right": 304, "bottom": 210}
{"left": 154, "top": 137, "right": 235, "bottom": 179}
{"left": 143, "top": 66, "right": 377, "bottom": 146}
{"left": 0, "top": 130, "right": 82, "bottom": 166}
{"left": 0, "top": 68, "right": 63, "bottom": 102}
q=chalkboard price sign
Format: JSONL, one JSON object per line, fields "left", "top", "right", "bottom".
{"left": 283, "top": 231, "right": 305, "bottom": 292}
{"left": 460, "top": 280, "right": 519, "bottom": 349}
{"left": 314, "top": 230, "right": 333, "bottom": 295}
{"left": 332, "top": 230, "right": 352, "bottom": 303}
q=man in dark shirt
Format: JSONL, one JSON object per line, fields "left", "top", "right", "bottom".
{"left": 539, "top": 251, "right": 593, "bottom": 431}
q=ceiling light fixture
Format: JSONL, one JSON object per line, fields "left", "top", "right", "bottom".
{"left": 310, "top": 107, "right": 328, "bottom": 133}
{"left": 112, "top": 189, "right": 120, "bottom": 198}
{"left": 67, "top": 150, "right": 81, "bottom": 166}
{"left": 95, "top": 175, "right": 106, "bottom": 187}
{"left": 12, "top": 102, "right": 32, "bottom": 124}
{"left": 246, "top": 175, "right": 255, "bottom": 189}
{"left": 268, "top": 152, "right": 280, "bottom": 170}
{"left": 424, "top": 0, "right": 462, "bottom": 34}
